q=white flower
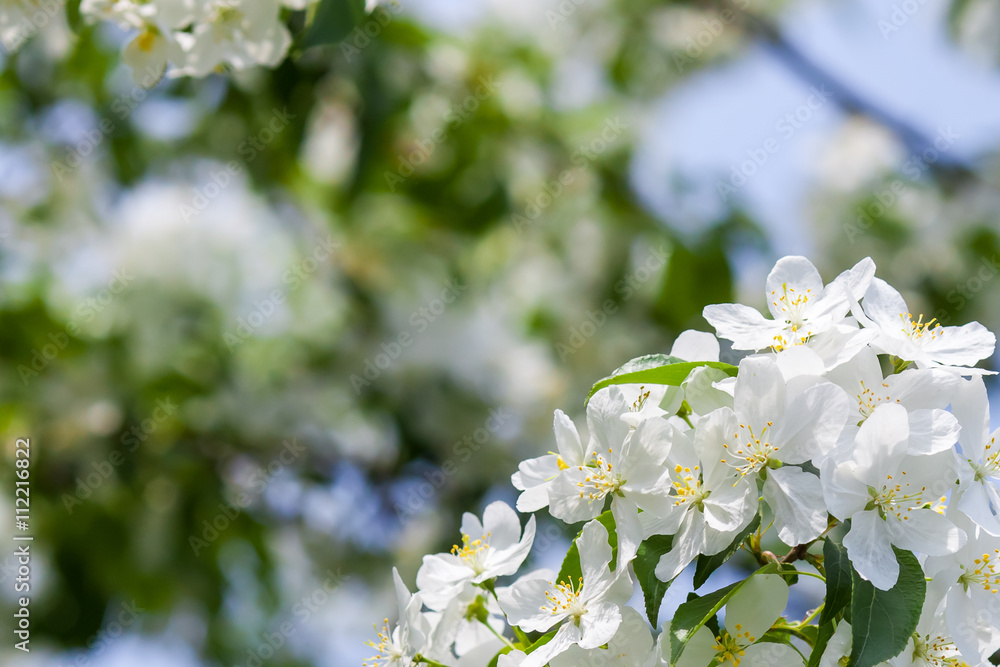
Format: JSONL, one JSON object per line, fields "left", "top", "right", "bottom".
{"left": 824, "top": 346, "right": 961, "bottom": 456}
{"left": 923, "top": 515, "right": 1000, "bottom": 664}
{"left": 656, "top": 329, "right": 732, "bottom": 425}
{"left": 706, "top": 356, "right": 850, "bottom": 546}
{"left": 855, "top": 277, "right": 996, "bottom": 371}
{"left": 0, "top": 0, "right": 46, "bottom": 52}
{"left": 498, "top": 650, "right": 527, "bottom": 666}
{"left": 951, "top": 376, "right": 1000, "bottom": 535}
{"left": 511, "top": 408, "right": 587, "bottom": 514}
{"left": 703, "top": 255, "right": 874, "bottom": 356}
{"left": 888, "top": 584, "right": 976, "bottom": 667}
{"left": 364, "top": 568, "right": 432, "bottom": 667}
{"left": 498, "top": 520, "right": 633, "bottom": 667}
{"left": 818, "top": 622, "right": 894, "bottom": 667}
{"left": 416, "top": 501, "right": 535, "bottom": 610}
{"left": 664, "top": 574, "right": 803, "bottom": 667}
{"left": 550, "top": 606, "right": 657, "bottom": 667}
{"left": 425, "top": 583, "right": 507, "bottom": 660}
{"left": 824, "top": 403, "right": 966, "bottom": 590}
{"left": 172, "top": 0, "right": 291, "bottom": 77}
{"left": 548, "top": 386, "right": 673, "bottom": 565}
{"left": 642, "top": 418, "right": 757, "bottom": 583}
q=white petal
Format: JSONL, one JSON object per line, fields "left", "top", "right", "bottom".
{"left": 655, "top": 511, "right": 706, "bottom": 582}
{"left": 887, "top": 509, "right": 965, "bottom": 557}
{"left": 498, "top": 577, "right": 563, "bottom": 632}
{"left": 843, "top": 510, "right": 899, "bottom": 590}
{"left": 703, "top": 303, "right": 784, "bottom": 350}
{"left": 958, "top": 481, "right": 1000, "bottom": 536}
{"left": 587, "top": 387, "right": 631, "bottom": 456}
{"left": 521, "top": 622, "right": 582, "bottom": 667}
{"left": 578, "top": 519, "right": 614, "bottom": 592}
{"left": 549, "top": 468, "right": 603, "bottom": 524}
{"left": 906, "top": 409, "right": 960, "bottom": 456}
{"left": 923, "top": 321, "right": 996, "bottom": 367}
{"left": 765, "top": 255, "right": 825, "bottom": 320}
{"left": 670, "top": 329, "right": 721, "bottom": 362}
{"left": 952, "top": 377, "right": 991, "bottom": 462}
{"left": 675, "top": 626, "right": 720, "bottom": 667}
{"left": 773, "top": 381, "right": 850, "bottom": 464}
{"left": 577, "top": 601, "right": 622, "bottom": 649}
{"left": 725, "top": 573, "right": 789, "bottom": 642}
{"left": 734, "top": 356, "right": 786, "bottom": 431}
{"left": 482, "top": 501, "right": 523, "bottom": 548}
{"left": 741, "top": 641, "right": 805, "bottom": 667}
{"left": 861, "top": 278, "right": 910, "bottom": 332}
{"left": 554, "top": 409, "right": 585, "bottom": 464}
{"left": 764, "top": 467, "right": 828, "bottom": 546}
{"left": 703, "top": 477, "right": 757, "bottom": 534}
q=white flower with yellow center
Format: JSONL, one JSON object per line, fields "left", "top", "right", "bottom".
{"left": 548, "top": 386, "right": 674, "bottom": 566}
{"left": 824, "top": 346, "right": 961, "bottom": 459}
{"left": 924, "top": 516, "right": 1000, "bottom": 664}
{"left": 703, "top": 256, "right": 874, "bottom": 365}
{"left": 363, "top": 568, "right": 432, "bottom": 667}
{"left": 498, "top": 520, "right": 633, "bottom": 667}
{"left": 662, "top": 574, "right": 803, "bottom": 667}
{"left": 854, "top": 277, "right": 996, "bottom": 372}
{"left": 511, "top": 407, "right": 588, "bottom": 513}
{"left": 550, "top": 606, "right": 657, "bottom": 667}
{"left": 703, "top": 356, "right": 850, "bottom": 547}
{"left": 416, "top": 501, "right": 535, "bottom": 611}
{"left": 640, "top": 418, "right": 757, "bottom": 583}
{"left": 824, "top": 403, "right": 966, "bottom": 590}
{"left": 950, "top": 376, "right": 1000, "bottom": 536}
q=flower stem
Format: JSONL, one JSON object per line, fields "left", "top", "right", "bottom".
{"left": 479, "top": 618, "right": 517, "bottom": 650}
{"left": 414, "top": 655, "right": 451, "bottom": 666}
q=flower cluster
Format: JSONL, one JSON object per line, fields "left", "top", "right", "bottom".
{"left": 368, "top": 256, "right": 1000, "bottom": 667}
{"left": 0, "top": 0, "right": 379, "bottom": 85}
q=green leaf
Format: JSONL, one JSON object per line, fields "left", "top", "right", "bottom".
{"left": 807, "top": 624, "right": 836, "bottom": 667}
{"left": 633, "top": 534, "right": 675, "bottom": 626}
{"left": 807, "top": 539, "right": 854, "bottom": 667}
{"left": 586, "top": 361, "right": 738, "bottom": 405}
{"left": 525, "top": 629, "right": 557, "bottom": 653}
{"left": 822, "top": 539, "right": 852, "bottom": 625}
{"left": 669, "top": 563, "right": 780, "bottom": 665}
{"left": 302, "top": 0, "right": 367, "bottom": 47}
{"left": 66, "top": 0, "right": 84, "bottom": 34}
{"left": 556, "top": 511, "right": 617, "bottom": 585}
{"left": 693, "top": 514, "right": 759, "bottom": 589}
{"left": 848, "top": 547, "right": 925, "bottom": 667}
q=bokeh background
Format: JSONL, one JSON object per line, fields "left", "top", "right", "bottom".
{"left": 3, "top": 0, "right": 1000, "bottom": 664}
